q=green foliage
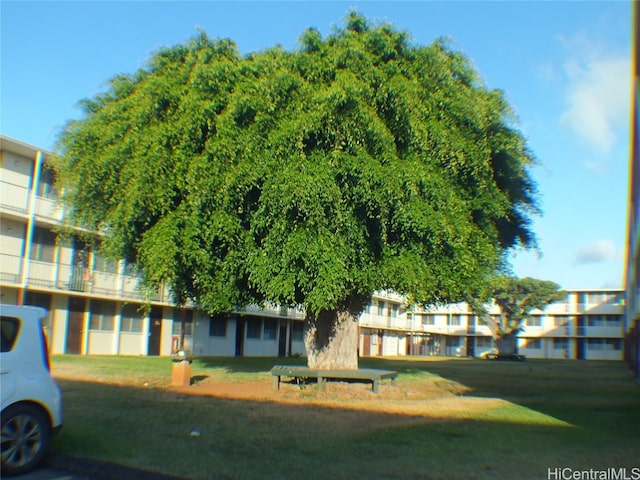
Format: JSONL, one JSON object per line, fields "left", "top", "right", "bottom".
{"left": 54, "top": 13, "right": 539, "bottom": 315}
{"left": 468, "top": 275, "right": 566, "bottom": 336}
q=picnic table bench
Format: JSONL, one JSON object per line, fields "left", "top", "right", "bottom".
{"left": 271, "top": 365, "right": 398, "bottom": 394}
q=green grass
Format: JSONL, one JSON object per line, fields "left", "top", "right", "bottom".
{"left": 50, "top": 356, "right": 640, "bottom": 480}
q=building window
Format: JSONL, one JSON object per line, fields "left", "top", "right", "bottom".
{"left": 587, "top": 316, "right": 605, "bottom": 327}
{"left": 25, "top": 291, "right": 52, "bottom": 310}
{"left": 292, "top": 321, "right": 304, "bottom": 341}
{"left": 29, "top": 227, "right": 56, "bottom": 262}
{"left": 554, "top": 316, "right": 570, "bottom": 326}
{"left": 36, "top": 167, "right": 58, "bottom": 199}
{"left": 93, "top": 253, "right": 118, "bottom": 274}
{"left": 608, "top": 293, "right": 624, "bottom": 305}
{"left": 124, "top": 261, "right": 138, "bottom": 276}
{"left": 525, "top": 338, "right": 541, "bottom": 349}
{"left": 587, "top": 338, "right": 604, "bottom": 350}
{"left": 475, "top": 337, "right": 493, "bottom": 349}
{"left": 586, "top": 292, "right": 607, "bottom": 305}
{"left": 606, "top": 315, "right": 621, "bottom": 326}
{"left": 172, "top": 310, "right": 194, "bottom": 336}
{"left": 377, "top": 301, "right": 385, "bottom": 316}
{"left": 445, "top": 337, "right": 461, "bottom": 347}
{"left": 605, "top": 338, "right": 622, "bottom": 350}
{"left": 263, "top": 318, "right": 277, "bottom": 340}
{"left": 209, "top": 315, "right": 227, "bottom": 337}
{"left": 526, "top": 317, "right": 542, "bottom": 327}
{"left": 422, "top": 315, "right": 435, "bottom": 326}
{"left": 89, "top": 300, "right": 115, "bottom": 331}
{"left": 448, "top": 315, "right": 461, "bottom": 326}
{"left": 120, "top": 304, "right": 143, "bottom": 333}
{"left": 553, "top": 338, "right": 568, "bottom": 350}
{"left": 246, "top": 318, "right": 262, "bottom": 339}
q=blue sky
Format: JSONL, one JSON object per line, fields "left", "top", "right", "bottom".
{"left": 1, "top": 1, "right": 632, "bottom": 290}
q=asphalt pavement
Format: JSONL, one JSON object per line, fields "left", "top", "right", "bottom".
{"left": 11, "top": 466, "right": 93, "bottom": 480}
{"left": 7, "top": 453, "right": 186, "bottom": 480}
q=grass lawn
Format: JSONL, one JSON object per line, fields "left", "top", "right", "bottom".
{"left": 50, "top": 355, "right": 640, "bottom": 480}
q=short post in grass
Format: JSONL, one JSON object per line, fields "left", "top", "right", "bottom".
{"left": 171, "top": 350, "right": 192, "bottom": 387}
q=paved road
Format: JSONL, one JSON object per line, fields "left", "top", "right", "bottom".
{"left": 7, "top": 453, "right": 185, "bottom": 480}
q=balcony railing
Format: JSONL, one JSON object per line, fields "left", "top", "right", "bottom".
{"left": 1, "top": 179, "right": 63, "bottom": 223}
{"left": 359, "top": 312, "right": 414, "bottom": 330}
{"left": 242, "top": 303, "right": 306, "bottom": 320}
{"left": 0, "top": 180, "right": 29, "bottom": 214}
{"left": 34, "top": 194, "right": 64, "bottom": 222}
{"left": 0, "top": 253, "right": 173, "bottom": 304}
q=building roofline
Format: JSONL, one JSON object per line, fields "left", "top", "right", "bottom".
{"left": 0, "top": 134, "right": 52, "bottom": 158}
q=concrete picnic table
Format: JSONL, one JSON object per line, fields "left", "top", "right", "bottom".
{"left": 270, "top": 365, "right": 398, "bottom": 394}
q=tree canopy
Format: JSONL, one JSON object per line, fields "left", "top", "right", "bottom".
{"left": 54, "top": 12, "right": 539, "bottom": 317}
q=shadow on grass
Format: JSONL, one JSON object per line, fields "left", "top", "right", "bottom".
{"left": 52, "top": 365, "right": 640, "bottom": 480}
{"left": 359, "top": 357, "right": 640, "bottom": 429}
{"left": 193, "top": 355, "right": 640, "bottom": 433}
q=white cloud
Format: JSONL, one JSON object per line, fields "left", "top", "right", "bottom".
{"left": 574, "top": 239, "right": 620, "bottom": 265}
{"left": 559, "top": 36, "right": 630, "bottom": 153}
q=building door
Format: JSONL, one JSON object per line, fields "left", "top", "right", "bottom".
{"left": 576, "top": 316, "right": 586, "bottom": 360}
{"left": 362, "top": 332, "right": 371, "bottom": 356}
{"left": 576, "top": 338, "right": 586, "bottom": 360}
{"left": 466, "top": 336, "right": 475, "bottom": 357}
{"left": 65, "top": 297, "right": 85, "bottom": 354}
{"left": 235, "top": 318, "right": 245, "bottom": 357}
{"left": 278, "top": 325, "right": 287, "bottom": 357}
{"left": 147, "top": 307, "right": 162, "bottom": 356}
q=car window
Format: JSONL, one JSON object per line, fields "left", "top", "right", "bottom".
{"left": 1, "top": 316, "right": 21, "bottom": 352}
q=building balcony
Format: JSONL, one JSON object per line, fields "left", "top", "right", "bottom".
{"left": 573, "top": 302, "right": 625, "bottom": 315}
{"left": 359, "top": 312, "right": 412, "bottom": 330}
{"left": 0, "top": 180, "right": 29, "bottom": 215}
{"left": 1, "top": 180, "right": 64, "bottom": 223}
{"left": 574, "top": 326, "right": 624, "bottom": 338}
{"left": 33, "top": 194, "right": 64, "bottom": 223}
{"left": 241, "top": 303, "right": 306, "bottom": 320}
{"left": 419, "top": 324, "right": 470, "bottom": 336}
{"left": 0, "top": 253, "right": 173, "bottom": 304}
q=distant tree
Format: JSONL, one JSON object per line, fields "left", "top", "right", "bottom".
{"left": 54, "top": 12, "right": 539, "bottom": 369}
{"left": 468, "top": 276, "right": 566, "bottom": 358}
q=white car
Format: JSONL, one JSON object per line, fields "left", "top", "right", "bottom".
{"left": 1, "top": 304, "right": 63, "bottom": 475}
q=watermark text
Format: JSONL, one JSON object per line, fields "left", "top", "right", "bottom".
{"left": 548, "top": 468, "right": 640, "bottom": 480}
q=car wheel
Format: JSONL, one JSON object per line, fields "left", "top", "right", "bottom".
{"left": 1, "top": 404, "right": 51, "bottom": 476}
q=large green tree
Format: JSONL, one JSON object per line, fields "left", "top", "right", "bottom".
{"left": 468, "top": 276, "right": 566, "bottom": 358}
{"left": 54, "top": 13, "right": 539, "bottom": 369}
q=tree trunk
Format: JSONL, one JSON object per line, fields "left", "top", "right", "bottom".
{"left": 496, "top": 333, "right": 518, "bottom": 357}
{"left": 304, "top": 298, "right": 366, "bottom": 370}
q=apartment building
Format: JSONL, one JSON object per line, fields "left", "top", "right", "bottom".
{"left": 0, "top": 134, "right": 626, "bottom": 361}
{"left": 360, "top": 290, "right": 625, "bottom": 361}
